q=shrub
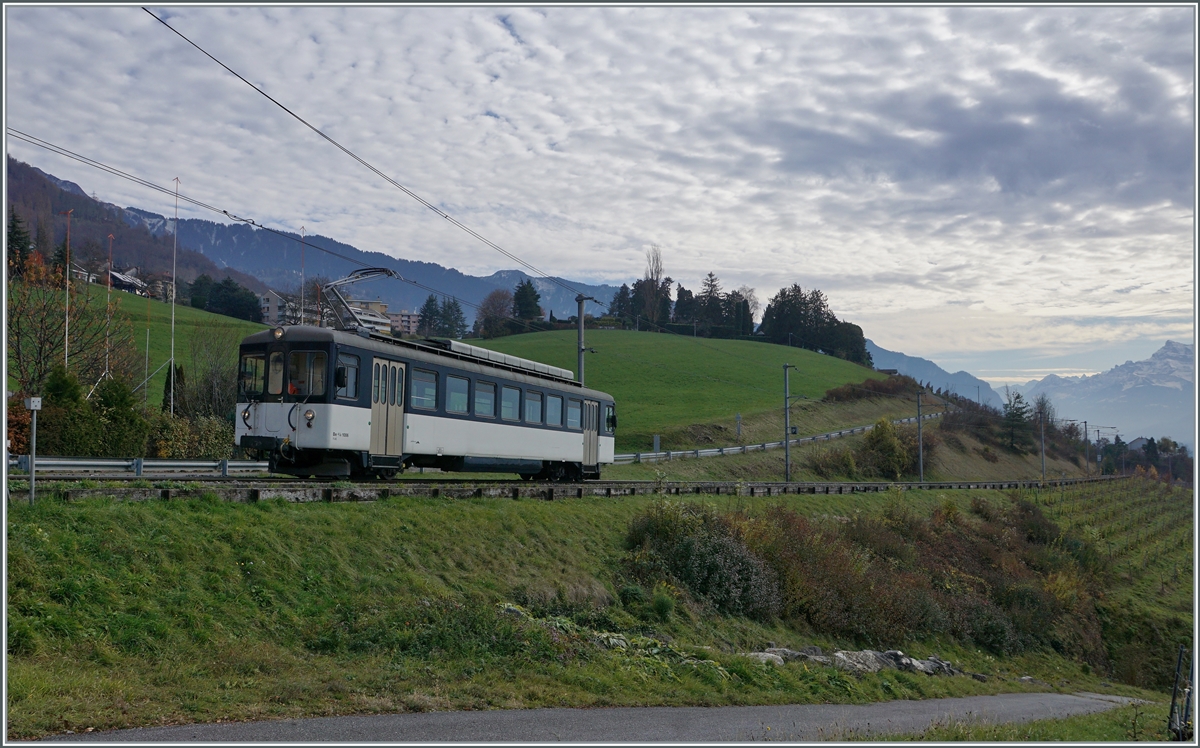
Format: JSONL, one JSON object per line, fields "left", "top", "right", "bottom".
{"left": 626, "top": 502, "right": 780, "bottom": 620}
{"left": 824, "top": 374, "right": 921, "bottom": 402}
{"left": 854, "top": 418, "right": 908, "bottom": 480}
{"left": 144, "top": 412, "right": 234, "bottom": 459}
{"left": 806, "top": 446, "right": 856, "bottom": 479}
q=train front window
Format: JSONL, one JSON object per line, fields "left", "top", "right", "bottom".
{"left": 447, "top": 376, "right": 469, "bottom": 414}
{"left": 239, "top": 353, "right": 265, "bottom": 399}
{"left": 287, "top": 351, "right": 327, "bottom": 398}
{"left": 501, "top": 386, "right": 520, "bottom": 421}
{"left": 268, "top": 352, "right": 284, "bottom": 395}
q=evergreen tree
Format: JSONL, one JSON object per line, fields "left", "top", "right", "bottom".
{"left": 1143, "top": 437, "right": 1159, "bottom": 466}
{"left": 205, "top": 278, "right": 262, "bottom": 322}
{"left": 512, "top": 279, "right": 541, "bottom": 320}
{"left": 190, "top": 274, "right": 215, "bottom": 309}
{"left": 1002, "top": 389, "right": 1034, "bottom": 450}
{"left": 44, "top": 363, "right": 82, "bottom": 406}
{"left": 51, "top": 238, "right": 69, "bottom": 275}
{"left": 673, "top": 284, "right": 696, "bottom": 323}
{"left": 34, "top": 216, "right": 53, "bottom": 260}
{"left": 608, "top": 284, "right": 633, "bottom": 321}
{"left": 162, "top": 364, "right": 186, "bottom": 412}
{"left": 438, "top": 297, "right": 468, "bottom": 338}
{"left": 698, "top": 272, "right": 724, "bottom": 325}
{"left": 417, "top": 294, "right": 441, "bottom": 337}
{"left": 7, "top": 208, "right": 31, "bottom": 278}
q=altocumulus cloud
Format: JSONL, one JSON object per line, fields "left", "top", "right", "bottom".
{"left": 4, "top": 5, "right": 1193, "bottom": 366}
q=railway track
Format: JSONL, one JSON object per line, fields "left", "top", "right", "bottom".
{"left": 14, "top": 475, "right": 1124, "bottom": 504}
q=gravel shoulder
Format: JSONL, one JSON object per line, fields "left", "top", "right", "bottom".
{"left": 38, "top": 691, "right": 1141, "bottom": 742}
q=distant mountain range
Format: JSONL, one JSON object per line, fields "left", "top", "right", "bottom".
{"left": 119, "top": 207, "right": 618, "bottom": 321}
{"left": 865, "top": 339, "right": 1004, "bottom": 408}
{"left": 1012, "top": 340, "right": 1195, "bottom": 448}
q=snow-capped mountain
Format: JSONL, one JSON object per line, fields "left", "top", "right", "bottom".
{"left": 1018, "top": 341, "right": 1195, "bottom": 448}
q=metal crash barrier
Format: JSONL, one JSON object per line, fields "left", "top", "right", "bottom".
{"left": 9, "top": 456, "right": 269, "bottom": 477}
{"left": 616, "top": 412, "right": 942, "bottom": 465}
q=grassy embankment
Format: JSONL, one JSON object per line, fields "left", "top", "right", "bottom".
{"left": 479, "top": 330, "right": 1088, "bottom": 483}
{"left": 7, "top": 478, "right": 1189, "bottom": 740}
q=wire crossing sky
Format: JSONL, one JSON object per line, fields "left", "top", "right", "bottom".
{"left": 4, "top": 6, "right": 1194, "bottom": 384}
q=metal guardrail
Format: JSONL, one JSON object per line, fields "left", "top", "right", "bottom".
{"left": 615, "top": 412, "right": 942, "bottom": 464}
{"left": 8, "top": 456, "right": 269, "bottom": 477}
{"left": 9, "top": 413, "right": 942, "bottom": 474}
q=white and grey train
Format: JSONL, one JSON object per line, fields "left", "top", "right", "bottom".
{"left": 235, "top": 325, "right": 616, "bottom": 480}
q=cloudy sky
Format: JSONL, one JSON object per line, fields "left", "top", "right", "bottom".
{"left": 5, "top": 6, "right": 1195, "bottom": 385}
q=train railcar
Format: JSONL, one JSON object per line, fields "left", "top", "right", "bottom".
{"left": 235, "top": 325, "right": 616, "bottom": 480}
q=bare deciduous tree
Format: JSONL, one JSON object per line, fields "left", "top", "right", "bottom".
{"left": 475, "top": 288, "right": 514, "bottom": 338}
{"left": 178, "top": 321, "right": 244, "bottom": 420}
{"left": 8, "top": 252, "right": 139, "bottom": 396}
{"left": 735, "top": 285, "right": 761, "bottom": 323}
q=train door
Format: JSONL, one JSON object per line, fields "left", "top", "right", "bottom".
{"left": 370, "top": 359, "right": 406, "bottom": 456}
{"left": 264, "top": 349, "right": 285, "bottom": 433}
{"left": 583, "top": 400, "right": 600, "bottom": 470}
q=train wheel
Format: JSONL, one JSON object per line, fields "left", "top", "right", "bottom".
{"left": 548, "top": 463, "right": 568, "bottom": 482}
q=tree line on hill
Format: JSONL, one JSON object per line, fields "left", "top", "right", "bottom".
{"left": 466, "top": 247, "right": 872, "bottom": 367}
{"left": 603, "top": 247, "right": 872, "bottom": 366}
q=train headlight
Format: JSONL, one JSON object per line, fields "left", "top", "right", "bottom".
{"left": 241, "top": 408, "right": 251, "bottom": 427}
{"left": 273, "top": 327, "right": 285, "bottom": 340}
{"left": 304, "top": 409, "right": 315, "bottom": 421}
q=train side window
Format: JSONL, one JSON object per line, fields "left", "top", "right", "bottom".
{"left": 605, "top": 404, "right": 616, "bottom": 433}
{"left": 447, "top": 375, "right": 469, "bottom": 414}
{"left": 336, "top": 354, "right": 359, "bottom": 399}
{"left": 239, "top": 353, "right": 266, "bottom": 399}
{"left": 268, "top": 352, "right": 284, "bottom": 395}
{"left": 475, "top": 382, "right": 496, "bottom": 417}
{"left": 525, "top": 392, "right": 543, "bottom": 424}
{"left": 411, "top": 369, "right": 437, "bottom": 410}
{"left": 546, "top": 395, "right": 563, "bottom": 427}
{"left": 501, "top": 386, "right": 520, "bottom": 421}
{"left": 567, "top": 399, "right": 582, "bottom": 430}
{"left": 372, "top": 362, "right": 380, "bottom": 403}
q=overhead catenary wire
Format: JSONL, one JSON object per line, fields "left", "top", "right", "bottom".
{"left": 138, "top": 9, "right": 822, "bottom": 376}
{"left": 141, "top": 7, "right": 582, "bottom": 299}
{"left": 11, "top": 126, "right": 916, "bottom": 390}
{"left": 7, "top": 127, "right": 491, "bottom": 315}
{"left": 136, "top": 8, "right": 835, "bottom": 377}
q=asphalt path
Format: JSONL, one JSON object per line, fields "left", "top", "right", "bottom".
{"left": 40, "top": 691, "right": 1139, "bottom": 742}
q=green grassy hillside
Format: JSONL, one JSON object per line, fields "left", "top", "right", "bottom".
{"left": 474, "top": 330, "right": 883, "bottom": 451}
{"left": 113, "top": 288, "right": 266, "bottom": 400}
{"left": 6, "top": 283, "right": 266, "bottom": 400}
{"left": 7, "top": 481, "right": 1181, "bottom": 739}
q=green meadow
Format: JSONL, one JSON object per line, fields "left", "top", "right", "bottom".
{"left": 474, "top": 329, "right": 885, "bottom": 452}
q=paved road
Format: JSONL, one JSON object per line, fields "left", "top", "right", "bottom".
{"left": 40, "top": 692, "right": 1138, "bottom": 742}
